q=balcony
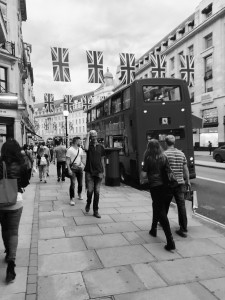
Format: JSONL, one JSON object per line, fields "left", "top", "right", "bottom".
{"left": 0, "top": 8, "right": 6, "bottom": 44}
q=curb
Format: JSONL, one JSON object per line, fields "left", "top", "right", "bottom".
{"left": 195, "top": 163, "right": 225, "bottom": 170}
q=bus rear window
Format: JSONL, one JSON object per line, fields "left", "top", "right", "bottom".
{"left": 147, "top": 129, "right": 185, "bottom": 141}
{"left": 143, "top": 85, "right": 181, "bottom": 102}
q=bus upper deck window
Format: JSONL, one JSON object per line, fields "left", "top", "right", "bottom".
{"left": 143, "top": 85, "right": 181, "bottom": 102}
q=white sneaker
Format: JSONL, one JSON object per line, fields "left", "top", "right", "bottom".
{"left": 78, "top": 194, "right": 83, "bottom": 200}
{"left": 70, "top": 199, "right": 75, "bottom": 206}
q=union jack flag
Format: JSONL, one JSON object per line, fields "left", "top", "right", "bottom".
{"left": 150, "top": 54, "right": 166, "bottom": 78}
{"left": 51, "top": 47, "right": 71, "bottom": 82}
{"left": 119, "top": 53, "right": 135, "bottom": 85}
{"left": 180, "top": 55, "right": 194, "bottom": 87}
{"left": 82, "top": 94, "right": 93, "bottom": 111}
{"left": 44, "top": 93, "right": 54, "bottom": 113}
{"left": 63, "top": 95, "right": 74, "bottom": 113}
{"left": 86, "top": 50, "right": 104, "bottom": 83}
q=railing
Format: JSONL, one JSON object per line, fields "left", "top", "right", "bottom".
{"left": 0, "top": 41, "right": 15, "bottom": 56}
{"left": 0, "top": 84, "right": 6, "bottom": 93}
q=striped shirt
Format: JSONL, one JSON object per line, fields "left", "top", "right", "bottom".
{"left": 165, "top": 148, "right": 187, "bottom": 184}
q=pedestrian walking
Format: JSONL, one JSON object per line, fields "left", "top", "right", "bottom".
{"left": 0, "top": 139, "right": 29, "bottom": 283}
{"left": 21, "top": 144, "right": 34, "bottom": 181}
{"left": 208, "top": 141, "right": 212, "bottom": 155}
{"left": 141, "top": 139, "right": 175, "bottom": 251}
{"left": 36, "top": 142, "right": 50, "bottom": 183}
{"left": 165, "top": 135, "right": 191, "bottom": 238}
{"left": 44, "top": 144, "right": 51, "bottom": 177}
{"left": 66, "top": 137, "right": 85, "bottom": 206}
{"left": 33, "top": 143, "right": 38, "bottom": 158}
{"left": 84, "top": 130, "right": 105, "bottom": 218}
{"left": 53, "top": 140, "right": 67, "bottom": 182}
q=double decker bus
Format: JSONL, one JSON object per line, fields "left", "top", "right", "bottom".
{"left": 87, "top": 78, "right": 195, "bottom": 184}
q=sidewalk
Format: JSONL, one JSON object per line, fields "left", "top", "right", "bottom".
{"left": 1, "top": 165, "right": 225, "bottom": 299}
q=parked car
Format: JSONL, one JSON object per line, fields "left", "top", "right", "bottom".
{"left": 213, "top": 146, "right": 225, "bottom": 162}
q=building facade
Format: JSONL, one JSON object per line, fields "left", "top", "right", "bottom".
{"left": 135, "top": 0, "right": 225, "bottom": 148}
{"left": 0, "top": 0, "right": 35, "bottom": 149}
{"left": 34, "top": 69, "right": 116, "bottom": 144}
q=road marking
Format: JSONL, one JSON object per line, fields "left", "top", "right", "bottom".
{"left": 196, "top": 176, "right": 225, "bottom": 184}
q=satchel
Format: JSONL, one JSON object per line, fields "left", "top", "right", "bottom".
{"left": 0, "top": 161, "right": 18, "bottom": 207}
{"left": 162, "top": 157, "right": 179, "bottom": 188}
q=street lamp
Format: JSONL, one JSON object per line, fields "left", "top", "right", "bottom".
{"left": 63, "top": 110, "right": 69, "bottom": 147}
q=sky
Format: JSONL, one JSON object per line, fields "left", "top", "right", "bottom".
{"left": 22, "top": 0, "right": 201, "bottom": 103}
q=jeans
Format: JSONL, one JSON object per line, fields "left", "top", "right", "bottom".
{"left": 38, "top": 165, "right": 47, "bottom": 181}
{"left": 86, "top": 172, "right": 102, "bottom": 212}
{"left": 57, "top": 161, "right": 66, "bottom": 180}
{"left": 150, "top": 185, "right": 173, "bottom": 241}
{"left": 168, "top": 184, "right": 187, "bottom": 232}
{"left": 0, "top": 207, "right": 23, "bottom": 262}
{"left": 70, "top": 169, "right": 83, "bottom": 199}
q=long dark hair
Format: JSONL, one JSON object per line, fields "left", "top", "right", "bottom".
{"left": 1, "top": 138, "right": 24, "bottom": 164}
{"left": 144, "top": 139, "right": 164, "bottom": 172}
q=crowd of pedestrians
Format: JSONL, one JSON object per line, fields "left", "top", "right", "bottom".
{"left": 0, "top": 132, "right": 191, "bottom": 284}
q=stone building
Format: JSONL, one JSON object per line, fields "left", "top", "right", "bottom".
{"left": 135, "top": 0, "right": 225, "bottom": 148}
{"left": 0, "top": 0, "right": 35, "bottom": 148}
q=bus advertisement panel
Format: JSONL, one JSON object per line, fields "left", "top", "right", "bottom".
{"left": 87, "top": 78, "right": 195, "bottom": 184}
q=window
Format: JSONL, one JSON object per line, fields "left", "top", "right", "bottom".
{"left": 188, "top": 45, "right": 194, "bottom": 57}
{"left": 96, "top": 105, "right": 103, "bottom": 119}
{"left": 91, "top": 108, "right": 96, "bottom": 121}
{"left": 143, "top": 85, "right": 181, "bottom": 102}
{"left": 202, "top": 3, "right": 212, "bottom": 18}
{"left": 205, "top": 33, "right": 212, "bottom": 49}
{"left": 123, "top": 88, "right": 131, "bottom": 110}
{"left": 111, "top": 94, "right": 122, "bottom": 114}
{"left": 104, "top": 100, "right": 111, "bottom": 116}
{"left": 204, "top": 55, "right": 213, "bottom": 92}
{"left": 0, "top": 66, "right": 7, "bottom": 92}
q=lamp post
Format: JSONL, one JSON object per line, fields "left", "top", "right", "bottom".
{"left": 63, "top": 110, "right": 69, "bottom": 147}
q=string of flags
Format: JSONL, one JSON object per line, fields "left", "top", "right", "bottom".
{"left": 50, "top": 47, "right": 194, "bottom": 87}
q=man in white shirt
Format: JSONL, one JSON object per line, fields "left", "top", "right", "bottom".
{"left": 66, "top": 137, "right": 85, "bottom": 206}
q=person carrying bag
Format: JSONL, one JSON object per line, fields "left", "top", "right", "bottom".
{"left": 0, "top": 139, "right": 29, "bottom": 284}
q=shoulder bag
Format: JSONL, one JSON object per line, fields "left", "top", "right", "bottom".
{"left": 65, "top": 148, "right": 80, "bottom": 178}
{"left": 0, "top": 161, "right": 18, "bottom": 207}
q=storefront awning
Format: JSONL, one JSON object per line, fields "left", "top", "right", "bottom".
{"left": 25, "top": 127, "right": 42, "bottom": 139}
{"left": 192, "top": 114, "right": 203, "bottom": 129}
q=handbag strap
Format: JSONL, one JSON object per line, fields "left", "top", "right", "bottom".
{"left": 2, "top": 161, "right": 7, "bottom": 179}
{"left": 70, "top": 148, "right": 79, "bottom": 166}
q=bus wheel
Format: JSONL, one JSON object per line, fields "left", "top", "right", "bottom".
{"left": 215, "top": 155, "right": 222, "bottom": 162}
{"left": 120, "top": 166, "right": 127, "bottom": 183}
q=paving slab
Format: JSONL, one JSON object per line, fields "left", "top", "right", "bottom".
{"left": 115, "top": 206, "right": 149, "bottom": 214}
{"left": 98, "top": 221, "right": 139, "bottom": 234}
{"left": 0, "top": 267, "right": 27, "bottom": 296}
{"left": 1, "top": 293, "right": 25, "bottom": 300}
{"left": 83, "top": 233, "right": 130, "bottom": 249}
{"left": 114, "top": 282, "right": 217, "bottom": 300}
{"left": 39, "top": 216, "right": 75, "bottom": 228}
{"left": 96, "top": 245, "right": 155, "bottom": 267}
{"left": 38, "top": 237, "right": 86, "bottom": 255}
{"left": 64, "top": 224, "right": 103, "bottom": 237}
{"left": 62, "top": 209, "right": 85, "bottom": 217}
{"left": 38, "top": 250, "right": 102, "bottom": 276}
{"left": 187, "top": 225, "right": 223, "bottom": 239}
{"left": 39, "top": 211, "right": 63, "bottom": 218}
{"left": 131, "top": 263, "right": 167, "bottom": 289}
{"left": 122, "top": 232, "right": 146, "bottom": 245}
{"left": 110, "top": 213, "right": 150, "bottom": 222}
{"left": 143, "top": 243, "right": 182, "bottom": 261}
{"left": 151, "top": 256, "right": 225, "bottom": 285}
{"left": 209, "top": 237, "right": 225, "bottom": 250}
{"left": 39, "top": 204, "right": 53, "bottom": 212}
{"left": 83, "top": 265, "right": 146, "bottom": 298}
{"left": 119, "top": 201, "right": 150, "bottom": 207}
{"left": 211, "top": 253, "right": 225, "bottom": 266}
{"left": 38, "top": 272, "right": 89, "bottom": 300}
{"left": 200, "top": 277, "right": 225, "bottom": 300}
{"left": 175, "top": 238, "right": 225, "bottom": 258}
{"left": 74, "top": 214, "right": 114, "bottom": 225}
{"left": 39, "top": 227, "right": 65, "bottom": 239}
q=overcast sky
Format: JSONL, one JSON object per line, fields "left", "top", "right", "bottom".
{"left": 23, "top": 0, "right": 201, "bottom": 103}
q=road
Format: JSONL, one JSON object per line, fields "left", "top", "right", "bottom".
{"left": 192, "top": 158, "right": 225, "bottom": 225}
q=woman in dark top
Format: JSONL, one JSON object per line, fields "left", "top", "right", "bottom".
{"left": 0, "top": 139, "right": 29, "bottom": 283}
{"left": 142, "top": 139, "right": 175, "bottom": 251}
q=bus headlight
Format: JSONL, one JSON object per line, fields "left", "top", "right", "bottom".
{"left": 181, "top": 108, "right": 185, "bottom": 112}
{"left": 190, "top": 157, "right": 194, "bottom": 161}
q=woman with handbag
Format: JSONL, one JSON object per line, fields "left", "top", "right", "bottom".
{"left": 141, "top": 139, "right": 175, "bottom": 251}
{"left": 36, "top": 142, "right": 49, "bottom": 183}
{"left": 0, "top": 139, "right": 29, "bottom": 283}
